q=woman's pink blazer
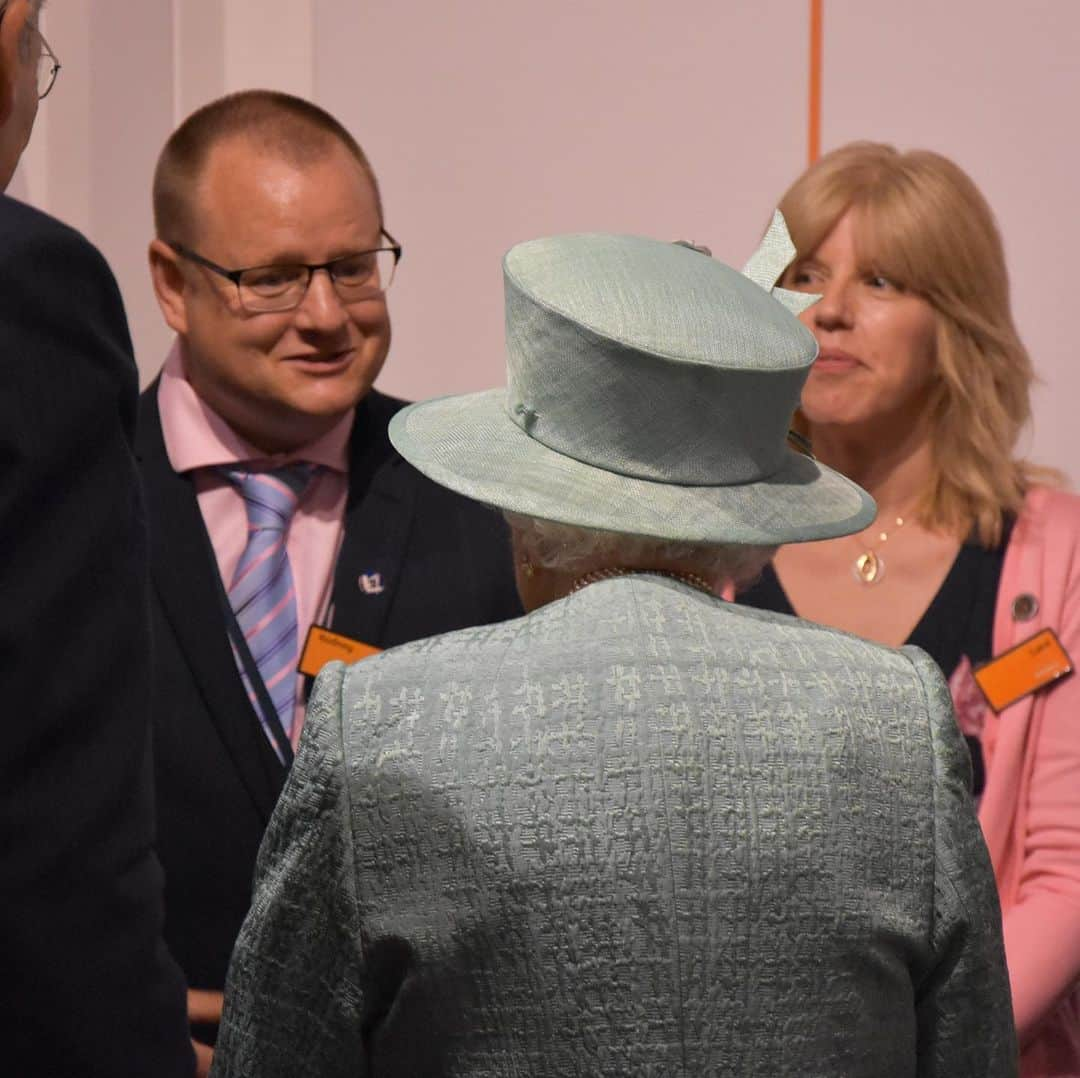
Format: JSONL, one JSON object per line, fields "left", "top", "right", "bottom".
{"left": 983, "top": 486, "right": 1080, "bottom": 1076}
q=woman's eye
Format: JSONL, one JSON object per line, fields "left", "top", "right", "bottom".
{"left": 787, "top": 266, "right": 818, "bottom": 288}
{"left": 866, "top": 273, "right": 898, "bottom": 291}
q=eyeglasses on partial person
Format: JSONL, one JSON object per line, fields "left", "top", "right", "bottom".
{"left": 168, "top": 230, "right": 403, "bottom": 313}
{"left": 36, "top": 29, "right": 59, "bottom": 99}
{"left": 0, "top": 2, "right": 61, "bottom": 100}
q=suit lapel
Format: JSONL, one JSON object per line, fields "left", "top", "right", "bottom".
{"left": 136, "top": 386, "right": 285, "bottom": 821}
{"left": 330, "top": 392, "right": 419, "bottom": 646}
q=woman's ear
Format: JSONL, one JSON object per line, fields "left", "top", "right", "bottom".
{"left": 149, "top": 239, "right": 190, "bottom": 335}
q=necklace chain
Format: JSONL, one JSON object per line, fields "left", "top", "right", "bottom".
{"left": 569, "top": 567, "right": 715, "bottom": 596}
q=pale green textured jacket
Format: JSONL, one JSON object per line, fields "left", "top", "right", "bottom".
{"left": 213, "top": 575, "right": 1017, "bottom": 1077}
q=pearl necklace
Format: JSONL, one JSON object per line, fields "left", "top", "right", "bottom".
{"left": 569, "top": 567, "right": 715, "bottom": 596}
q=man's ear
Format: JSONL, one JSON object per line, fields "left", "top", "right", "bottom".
{"left": 149, "top": 239, "right": 190, "bottom": 335}
{"left": 0, "top": 0, "right": 30, "bottom": 127}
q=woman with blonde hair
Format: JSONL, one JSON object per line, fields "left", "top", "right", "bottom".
{"left": 738, "top": 141, "right": 1080, "bottom": 1075}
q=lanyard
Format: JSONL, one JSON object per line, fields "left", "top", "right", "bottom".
{"left": 215, "top": 576, "right": 295, "bottom": 768}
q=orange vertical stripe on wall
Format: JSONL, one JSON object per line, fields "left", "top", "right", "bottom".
{"left": 808, "top": 0, "right": 823, "bottom": 163}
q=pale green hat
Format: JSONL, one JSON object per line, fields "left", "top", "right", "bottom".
{"left": 388, "top": 213, "right": 874, "bottom": 545}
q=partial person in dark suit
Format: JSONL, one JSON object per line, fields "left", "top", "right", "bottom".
{"left": 141, "top": 90, "right": 522, "bottom": 1050}
{"left": 0, "top": 2, "right": 195, "bottom": 1076}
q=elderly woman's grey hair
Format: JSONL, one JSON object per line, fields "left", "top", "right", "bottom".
{"left": 506, "top": 512, "right": 776, "bottom": 590}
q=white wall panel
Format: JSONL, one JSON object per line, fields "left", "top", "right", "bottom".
{"left": 173, "top": 1, "right": 226, "bottom": 123}
{"left": 89, "top": 0, "right": 176, "bottom": 376}
{"left": 314, "top": 0, "right": 808, "bottom": 400}
{"left": 224, "top": 0, "right": 314, "bottom": 102}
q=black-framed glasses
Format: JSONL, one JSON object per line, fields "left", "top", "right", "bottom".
{"left": 36, "top": 30, "right": 59, "bottom": 99}
{"left": 169, "top": 229, "right": 403, "bottom": 313}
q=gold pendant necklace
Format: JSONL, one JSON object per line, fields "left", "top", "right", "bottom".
{"left": 852, "top": 513, "right": 907, "bottom": 585}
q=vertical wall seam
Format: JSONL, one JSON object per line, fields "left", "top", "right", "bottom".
{"left": 808, "top": 0, "right": 823, "bottom": 164}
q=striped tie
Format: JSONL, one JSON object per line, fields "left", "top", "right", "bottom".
{"left": 223, "top": 464, "right": 313, "bottom": 748}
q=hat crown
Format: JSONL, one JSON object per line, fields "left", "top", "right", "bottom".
{"left": 502, "top": 233, "right": 817, "bottom": 487}
{"left": 505, "top": 233, "right": 816, "bottom": 374}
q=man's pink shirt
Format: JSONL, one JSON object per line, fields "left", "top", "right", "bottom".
{"left": 157, "top": 342, "right": 351, "bottom": 746}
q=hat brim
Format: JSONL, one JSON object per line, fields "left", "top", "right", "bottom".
{"left": 389, "top": 389, "right": 875, "bottom": 545}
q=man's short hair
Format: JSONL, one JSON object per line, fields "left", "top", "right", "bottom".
{"left": 153, "top": 89, "right": 383, "bottom": 245}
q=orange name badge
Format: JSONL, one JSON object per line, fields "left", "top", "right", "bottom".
{"left": 973, "top": 628, "right": 1073, "bottom": 713}
{"left": 298, "top": 625, "right": 381, "bottom": 678}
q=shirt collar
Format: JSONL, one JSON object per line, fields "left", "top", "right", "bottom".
{"left": 157, "top": 339, "right": 353, "bottom": 475}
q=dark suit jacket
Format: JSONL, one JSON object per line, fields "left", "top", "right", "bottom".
{"left": 0, "top": 197, "right": 193, "bottom": 1077}
{"left": 136, "top": 382, "right": 523, "bottom": 1023}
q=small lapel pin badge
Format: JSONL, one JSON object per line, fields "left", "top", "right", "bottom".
{"left": 359, "top": 572, "right": 385, "bottom": 596}
{"left": 1011, "top": 593, "right": 1039, "bottom": 622}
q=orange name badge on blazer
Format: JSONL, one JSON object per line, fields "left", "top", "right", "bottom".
{"left": 973, "top": 628, "right": 1073, "bottom": 713}
{"left": 298, "top": 626, "right": 381, "bottom": 678}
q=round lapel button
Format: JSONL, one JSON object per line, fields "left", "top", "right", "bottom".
{"left": 1010, "top": 593, "right": 1039, "bottom": 622}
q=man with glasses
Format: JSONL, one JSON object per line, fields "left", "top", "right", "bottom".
{"left": 0, "top": 2, "right": 196, "bottom": 1076}
{"left": 140, "top": 90, "right": 522, "bottom": 1051}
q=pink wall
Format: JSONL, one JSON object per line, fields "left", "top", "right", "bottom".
{"left": 314, "top": 0, "right": 806, "bottom": 399}
{"left": 12, "top": 1, "right": 1079, "bottom": 482}
{"left": 821, "top": 0, "right": 1080, "bottom": 480}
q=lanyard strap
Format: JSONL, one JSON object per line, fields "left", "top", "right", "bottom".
{"left": 216, "top": 576, "right": 295, "bottom": 768}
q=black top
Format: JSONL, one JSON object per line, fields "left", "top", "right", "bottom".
{"left": 737, "top": 524, "right": 1012, "bottom": 795}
